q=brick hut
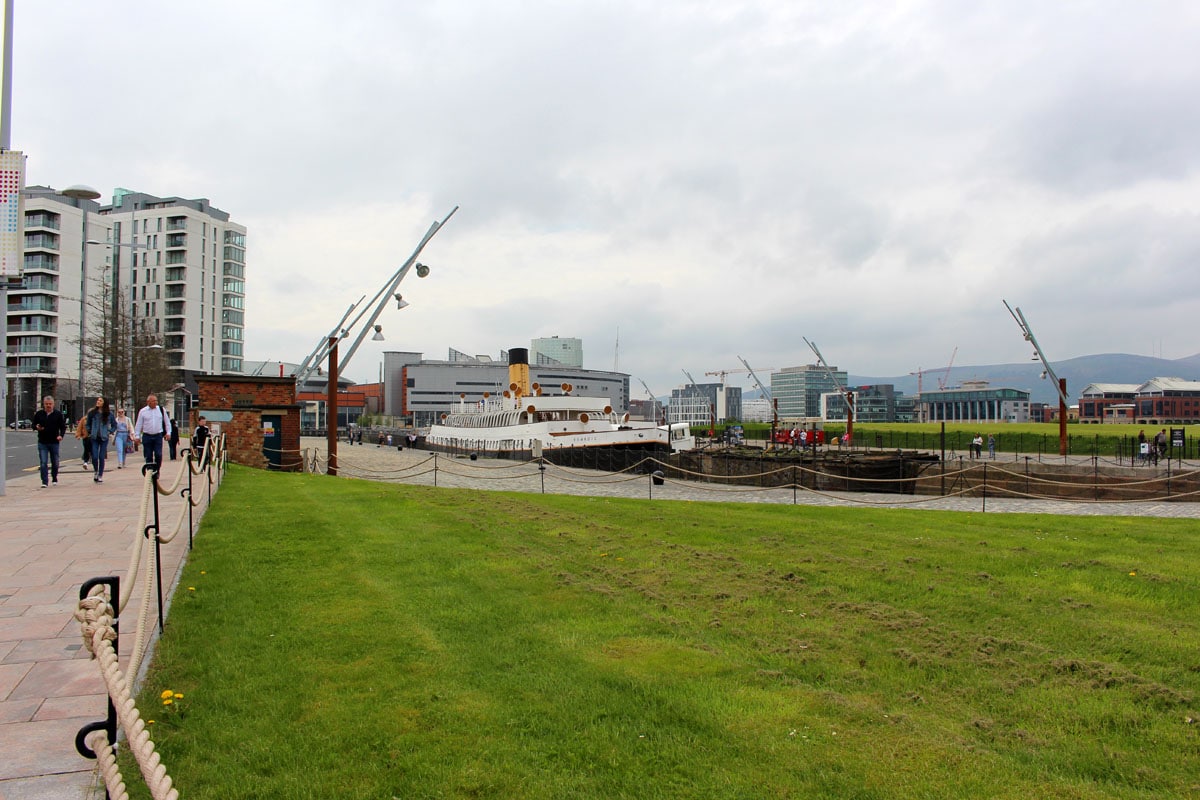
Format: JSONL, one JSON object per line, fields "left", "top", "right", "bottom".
{"left": 194, "top": 375, "right": 303, "bottom": 471}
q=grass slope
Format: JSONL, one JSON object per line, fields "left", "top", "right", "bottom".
{"left": 128, "top": 466, "right": 1200, "bottom": 799}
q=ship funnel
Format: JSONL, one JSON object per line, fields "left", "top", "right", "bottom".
{"left": 508, "top": 348, "right": 530, "bottom": 397}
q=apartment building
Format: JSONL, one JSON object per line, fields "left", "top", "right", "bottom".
{"left": 5, "top": 186, "right": 246, "bottom": 421}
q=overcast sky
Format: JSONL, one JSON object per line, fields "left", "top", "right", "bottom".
{"left": 13, "top": 1, "right": 1200, "bottom": 393}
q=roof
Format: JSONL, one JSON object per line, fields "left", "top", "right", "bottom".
{"left": 1079, "top": 383, "right": 1139, "bottom": 396}
{"left": 1136, "top": 377, "right": 1200, "bottom": 394}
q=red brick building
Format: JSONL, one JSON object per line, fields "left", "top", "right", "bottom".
{"left": 1133, "top": 377, "right": 1200, "bottom": 424}
{"left": 195, "top": 376, "right": 302, "bottom": 470}
{"left": 1077, "top": 383, "right": 1138, "bottom": 424}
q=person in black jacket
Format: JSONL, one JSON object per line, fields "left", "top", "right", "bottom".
{"left": 168, "top": 412, "right": 181, "bottom": 460}
{"left": 32, "top": 396, "right": 66, "bottom": 488}
{"left": 191, "top": 416, "right": 211, "bottom": 469}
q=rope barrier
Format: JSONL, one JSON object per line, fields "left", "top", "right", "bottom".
{"left": 71, "top": 433, "right": 226, "bottom": 799}
{"left": 303, "top": 443, "right": 1200, "bottom": 507}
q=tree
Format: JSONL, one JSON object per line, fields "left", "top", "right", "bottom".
{"left": 79, "top": 272, "right": 173, "bottom": 408}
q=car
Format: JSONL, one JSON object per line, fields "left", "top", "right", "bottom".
{"left": 8, "top": 419, "right": 32, "bottom": 429}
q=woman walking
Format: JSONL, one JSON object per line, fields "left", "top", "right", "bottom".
{"left": 85, "top": 397, "right": 117, "bottom": 483}
{"left": 114, "top": 406, "right": 132, "bottom": 468}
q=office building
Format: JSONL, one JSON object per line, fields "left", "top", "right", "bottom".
{"left": 5, "top": 186, "right": 246, "bottom": 422}
{"left": 919, "top": 381, "right": 1031, "bottom": 423}
{"left": 381, "top": 348, "right": 629, "bottom": 428}
{"left": 531, "top": 336, "right": 583, "bottom": 367}
{"left": 772, "top": 364, "right": 847, "bottom": 420}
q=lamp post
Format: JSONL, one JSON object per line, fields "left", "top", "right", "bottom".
{"left": 82, "top": 204, "right": 152, "bottom": 409}
{"left": 296, "top": 207, "right": 457, "bottom": 476}
{"left": 1004, "top": 300, "right": 1069, "bottom": 457}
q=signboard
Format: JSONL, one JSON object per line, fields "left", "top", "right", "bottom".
{"left": 1170, "top": 428, "right": 1185, "bottom": 448}
{"left": 0, "top": 151, "right": 25, "bottom": 279}
{"left": 262, "top": 422, "right": 276, "bottom": 437}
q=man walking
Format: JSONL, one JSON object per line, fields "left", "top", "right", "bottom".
{"left": 132, "top": 393, "right": 172, "bottom": 470}
{"left": 32, "top": 396, "right": 66, "bottom": 488}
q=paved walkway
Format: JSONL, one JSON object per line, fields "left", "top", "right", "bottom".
{"left": 0, "top": 455, "right": 211, "bottom": 800}
{"left": 316, "top": 440, "right": 1200, "bottom": 518}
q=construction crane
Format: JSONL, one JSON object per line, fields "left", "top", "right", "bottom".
{"left": 936, "top": 346, "right": 958, "bottom": 390}
{"left": 704, "top": 366, "right": 773, "bottom": 385}
{"left": 803, "top": 337, "right": 855, "bottom": 442}
{"left": 681, "top": 369, "right": 716, "bottom": 438}
{"left": 736, "top": 357, "right": 772, "bottom": 404}
{"left": 738, "top": 356, "right": 779, "bottom": 446}
{"left": 637, "top": 377, "right": 662, "bottom": 425}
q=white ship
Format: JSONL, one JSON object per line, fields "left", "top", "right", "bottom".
{"left": 425, "top": 348, "right": 694, "bottom": 457}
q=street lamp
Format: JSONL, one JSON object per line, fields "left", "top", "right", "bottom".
{"left": 299, "top": 207, "right": 458, "bottom": 476}
{"left": 81, "top": 200, "right": 153, "bottom": 409}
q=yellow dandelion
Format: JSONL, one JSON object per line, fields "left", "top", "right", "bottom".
{"left": 1129, "top": 571, "right": 1137, "bottom": 577}
{"left": 162, "top": 698, "right": 174, "bottom": 706}
{"left": 160, "top": 690, "right": 174, "bottom": 700}
{"left": 174, "top": 693, "right": 184, "bottom": 699}
{"left": 200, "top": 571, "right": 207, "bottom": 575}
{"left": 188, "top": 587, "right": 196, "bottom": 591}
{"left": 147, "top": 720, "right": 155, "bottom": 725}
{"left": 599, "top": 553, "right": 608, "bottom": 557}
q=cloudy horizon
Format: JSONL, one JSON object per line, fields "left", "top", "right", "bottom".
{"left": 12, "top": 1, "right": 1200, "bottom": 394}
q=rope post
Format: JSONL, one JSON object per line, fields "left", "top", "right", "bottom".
{"left": 792, "top": 465, "right": 797, "bottom": 505}
{"left": 433, "top": 452, "right": 439, "bottom": 487}
{"left": 184, "top": 450, "right": 195, "bottom": 550}
{"left": 143, "top": 463, "right": 165, "bottom": 635}
{"left": 539, "top": 457, "right": 546, "bottom": 494}
{"left": 981, "top": 463, "right": 987, "bottom": 513}
{"left": 75, "top": 576, "right": 119, "bottom": 767}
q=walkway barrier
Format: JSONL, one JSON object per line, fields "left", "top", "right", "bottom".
{"left": 71, "top": 433, "right": 226, "bottom": 800}
{"left": 298, "top": 443, "right": 1200, "bottom": 509}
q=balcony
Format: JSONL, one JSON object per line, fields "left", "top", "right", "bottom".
{"left": 7, "top": 320, "right": 57, "bottom": 333}
{"left": 166, "top": 217, "right": 187, "bottom": 231}
{"left": 223, "top": 231, "right": 245, "bottom": 247}
{"left": 24, "top": 212, "right": 60, "bottom": 230}
{"left": 165, "top": 267, "right": 186, "bottom": 282}
{"left": 23, "top": 233, "right": 59, "bottom": 251}
{"left": 166, "top": 233, "right": 187, "bottom": 248}
{"left": 223, "top": 262, "right": 244, "bottom": 278}
{"left": 165, "top": 286, "right": 186, "bottom": 299}
{"left": 164, "top": 334, "right": 185, "bottom": 350}
{"left": 13, "top": 358, "right": 56, "bottom": 375}
{"left": 19, "top": 275, "right": 58, "bottom": 292}
{"left": 165, "top": 252, "right": 186, "bottom": 265}
{"left": 8, "top": 297, "right": 58, "bottom": 312}
{"left": 23, "top": 253, "right": 59, "bottom": 272}
{"left": 164, "top": 301, "right": 185, "bottom": 316}
{"left": 13, "top": 341, "right": 57, "bottom": 354}
{"left": 163, "top": 320, "right": 185, "bottom": 333}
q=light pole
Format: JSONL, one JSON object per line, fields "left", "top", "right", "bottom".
{"left": 299, "top": 207, "right": 457, "bottom": 475}
{"left": 1004, "top": 300, "right": 1070, "bottom": 457}
{"left": 82, "top": 203, "right": 152, "bottom": 409}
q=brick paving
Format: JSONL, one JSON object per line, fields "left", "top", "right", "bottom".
{"left": 0, "top": 456, "right": 210, "bottom": 800}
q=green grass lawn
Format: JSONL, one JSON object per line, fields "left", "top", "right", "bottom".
{"left": 127, "top": 466, "right": 1200, "bottom": 799}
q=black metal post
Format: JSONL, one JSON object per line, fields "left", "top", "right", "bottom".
{"left": 144, "top": 463, "right": 164, "bottom": 634}
{"left": 75, "top": 575, "right": 120, "bottom": 800}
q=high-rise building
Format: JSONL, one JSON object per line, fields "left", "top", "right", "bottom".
{"left": 5, "top": 186, "right": 246, "bottom": 422}
{"left": 531, "top": 336, "right": 583, "bottom": 367}
{"left": 771, "top": 364, "right": 848, "bottom": 420}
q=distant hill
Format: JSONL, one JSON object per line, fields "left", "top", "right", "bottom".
{"left": 848, "top": 353, "right": 1200, "bottom": 406}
